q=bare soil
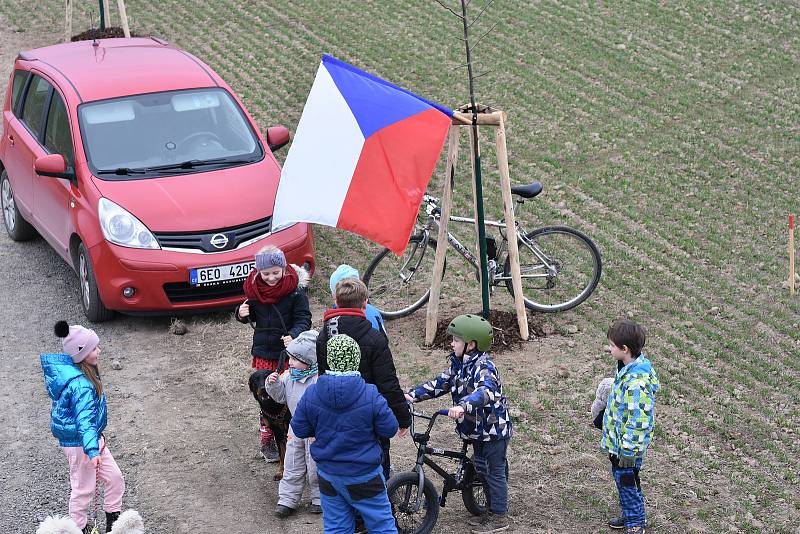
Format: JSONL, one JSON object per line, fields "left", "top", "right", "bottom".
{"left": 71, "top": 27, "right": 139, "bottom": 41}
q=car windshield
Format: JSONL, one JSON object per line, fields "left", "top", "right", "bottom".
{"left": 78, "top": 88, "right": 262, "bottom": 177}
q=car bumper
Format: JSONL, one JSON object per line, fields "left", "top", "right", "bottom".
{"left": 88, "top": 223, "right": 314, "bottom": 312}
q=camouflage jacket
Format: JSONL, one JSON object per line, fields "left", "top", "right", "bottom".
{"left": 409, "top": 350, "right": 512, "bottom": 441}
{"left": 601, "top": 355, "right": 660, "bottom": 459}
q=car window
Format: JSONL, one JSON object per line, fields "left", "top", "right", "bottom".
{"left": 20, "top": 75, "right": 52, "bottom": 139}
{"left": 10, "top": 70, "right": 29, "bottom": 115}
{"left": 44, "top": 91, "right": 74, "bottom": 167}
{"left": 79, "top": 88, "right": 261, "bottom": 176}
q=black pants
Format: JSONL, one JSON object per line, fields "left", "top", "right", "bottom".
{"left": 379, "top": 436, "right": 391, "bottom": 479}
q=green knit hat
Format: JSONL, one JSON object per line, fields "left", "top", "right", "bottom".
{"left": 327, "top": 334, "right": 361, "bottom": 372}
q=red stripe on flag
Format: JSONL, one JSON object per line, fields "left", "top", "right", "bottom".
{"left": 337, "top": 109, "right": 450, "bottom": 254}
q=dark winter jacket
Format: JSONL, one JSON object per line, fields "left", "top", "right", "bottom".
{"left": 236, "top": 266, "right": 312, "bottom": 361}
{"left": 291, "top": 373, "right": 398, "bottom": 476}
{"left": 409, "top": 349, "right": 513, "bottom": 441}
{"left": 41, "top": 353, "right": 107, "bottom": 458}
{"left": 317, "top": 309, "right": 411, "bottom": 428}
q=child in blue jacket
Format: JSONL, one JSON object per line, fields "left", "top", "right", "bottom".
{"left": 42, "top": 321, "right": 125, "bottom": 533}
{"left": 329, "top": 264, "right": 386, "bottom": 335}
{"left": 292, "top": 334, "right": 398, "bottom": 534}
{"left": 406, "top": 314, "right": 512, "bottom": 534}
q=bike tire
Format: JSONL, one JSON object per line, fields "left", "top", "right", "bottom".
{"left": 461, "top": 458, "right": 510, "bottom": 516}
{"left": 504, "top": 226, "right": 601, "bottom": 312}
{"left": 363, "top": 235, "right": 444, "bottom": 320}
{"left": 387, "top": 471, "right": 440, "bottom": 534}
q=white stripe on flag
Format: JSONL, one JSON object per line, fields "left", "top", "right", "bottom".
{"left": 272, "top": 62, "right": 365, "bottom": 229}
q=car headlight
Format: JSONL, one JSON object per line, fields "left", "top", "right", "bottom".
{"left": 98, "top": 198, "right": 160, "bottom": 249}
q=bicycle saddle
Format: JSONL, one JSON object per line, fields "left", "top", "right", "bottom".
{"left": 511, "top": 181, "right": 543, "bottom": 198}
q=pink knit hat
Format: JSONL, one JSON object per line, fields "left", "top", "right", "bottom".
{"left": 54, "top": 321, "right": 100, "bottom": 363}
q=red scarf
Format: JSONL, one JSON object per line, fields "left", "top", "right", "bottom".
{"left": 323, "top": 308, "right": 366, "bottom": 321}
{"left": 243, "top": 267, "right": 299, "bottom": 304}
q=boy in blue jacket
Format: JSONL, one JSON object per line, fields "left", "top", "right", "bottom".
{"left": 600, "top": 319, "right": 660, "bottom": 534}
{"left": 292, "top": 334, "right": 398, "bottom": 534}
{"left": 406, "top": 314, "right": 512, "bottom": 533}
{"left": 329, "top": 264, "right": 386, "bottom": 335}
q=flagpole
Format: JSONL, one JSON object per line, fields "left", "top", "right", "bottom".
{"left": 460, "top": 0, "right": 491, "bottom": 320}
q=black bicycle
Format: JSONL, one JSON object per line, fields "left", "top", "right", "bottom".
{"left": 387, "top": 408, "right": 506, "bottom": 534}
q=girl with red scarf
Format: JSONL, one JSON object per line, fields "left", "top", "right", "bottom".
{"left": 236, "top": 245, "right": 311, "bottom": 461}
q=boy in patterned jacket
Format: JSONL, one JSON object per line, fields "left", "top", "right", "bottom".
{"left": 406, "top": 314, "right": 512, "bottom": 534}
{"left": 601, "top": 319, "right": 660, "bottom": 534}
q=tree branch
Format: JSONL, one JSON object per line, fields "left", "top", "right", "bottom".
{"left": 469, "top": 21, "right": 499, "bottom": 52}
{"left": 434, "top": 0, "right": 465, "bottom": 19}
{"left": 468, "top": 0, "right": 495, "bottom": 28}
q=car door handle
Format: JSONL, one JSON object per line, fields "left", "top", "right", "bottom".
{"left": 6, "top": 134, "right": 13, "bottom": 147}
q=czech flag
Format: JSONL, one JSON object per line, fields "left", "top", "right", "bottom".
{"left": 271, "top": 55, "right": 452, "bottom": 255}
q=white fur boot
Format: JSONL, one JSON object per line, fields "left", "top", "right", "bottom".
{"left": 35, "top": 515, "right": 82, "bottom": 534}
{"left": 108, "top": 510, "right": 145, "bottom": 534}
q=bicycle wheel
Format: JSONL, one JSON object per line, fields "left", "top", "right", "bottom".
{"left": 504, "top": 226, "right": 601, "bottom": 312}
{"left": 387, "top": 471, "right": 440, "bottom": 534}
{"left": 363, "top": 234, "right": 444, "bottom": 319}
{"left": 461, "top": 458, "right": 509, "bottom": 516}
{"left": 461, "top": 462, "right": 488, "bottom": 516}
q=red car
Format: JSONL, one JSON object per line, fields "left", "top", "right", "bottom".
{"left": 1, "top": 37, "right": 314, "bottom": 321}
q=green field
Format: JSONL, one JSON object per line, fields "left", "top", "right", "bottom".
{"left": 2, "top": 1, "right": 798, "bottom": 532}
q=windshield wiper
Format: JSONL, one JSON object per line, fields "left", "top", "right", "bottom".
{"left": 147, "top": 157, "right": 257, "bottom": 172}
{"left": 95, "top": 167, "right": 148, "bottom": 175}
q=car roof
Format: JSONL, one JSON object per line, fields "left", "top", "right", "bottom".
{"left": 20, "top": 38, "right": 220, "bottom": 103}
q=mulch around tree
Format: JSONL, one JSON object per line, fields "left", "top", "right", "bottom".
{"left": 71, "top": 27, "right": 139, "bottom": 41}
{"left": 432, "top": 310, "right": 549, "bottom": 354}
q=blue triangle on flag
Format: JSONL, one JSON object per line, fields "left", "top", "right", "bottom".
{"left": 322, "top": 54, "right": 452, "bottom": 140}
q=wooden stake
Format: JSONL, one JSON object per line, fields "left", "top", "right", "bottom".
{"left": 117, "top": 0, "right": 131, "bottom": 38}
{"left": 790, "top": 214, "right": 796, "bottom": 295}
{"left": 425, "top": 127, "right": 460, "bottom": 345}
{"left": 65, "top": 0, "right": 72, "bottom": 43}
{"left": 495, "top": 115, "right": 529, "bottom": 340}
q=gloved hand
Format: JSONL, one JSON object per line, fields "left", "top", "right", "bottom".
{"left": 618, "top": 455, "right": 636, "bottom": 468}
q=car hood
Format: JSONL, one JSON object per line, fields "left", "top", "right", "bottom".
{"left": 90, "top": 159, "right": 279, "bottom": 232}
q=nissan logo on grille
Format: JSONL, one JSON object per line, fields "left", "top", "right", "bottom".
{"left": 209, "top": 233, "right": 229, "bottom": 249}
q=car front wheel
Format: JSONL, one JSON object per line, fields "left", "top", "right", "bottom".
{"left": 78, "top": 243, "right": 114, "bottom": 322}
{"left": 1, "top": 170, "right": 37, "bottom": 241}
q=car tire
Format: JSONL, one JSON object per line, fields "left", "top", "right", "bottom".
{"left": 77, "top": 242, "right": 114, "bottom": 322}
{"left": 1, "top": 170, "right": 38, "bottom": 241}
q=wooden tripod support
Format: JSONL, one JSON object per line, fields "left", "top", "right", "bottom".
{"left": 424, "top": 109, "right": 530, "bottom": 344}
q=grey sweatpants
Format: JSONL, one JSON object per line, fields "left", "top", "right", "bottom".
{"left": 278, "top": 433, "right": 320, "bottom": 508}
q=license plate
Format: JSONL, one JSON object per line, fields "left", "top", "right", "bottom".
{"left": 190, "top": 261, "right": 255, "bottom": 286}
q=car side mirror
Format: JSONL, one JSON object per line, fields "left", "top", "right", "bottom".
{"left": 35, "top": 154, "right": 75, "bottom": 182}
{"left": 266, "top": 126, "right": 290, "bottom": 152}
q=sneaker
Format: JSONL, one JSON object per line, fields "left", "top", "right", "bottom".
{"left": 610, "top": 517, "right": 647, "bottom": 530}
{"left": 467, "top": 513, "right": 488, "bottom": 527}
{"left": 624, "top": 527, "right": 645, "bottom": 534}
{"left": 274, "top": 505, "right": 295, "bottom": 518}
{"left": 609, "top": 516, "right": 624, "bottom": 529}
{"left": 309, "top": 503, "right": 323, "bottom": 514}
{"left": 261, "top": 439, "right": 279, "bottom": 463}
{"left": 471, "top": 513, "right": 509, "bottom": 533}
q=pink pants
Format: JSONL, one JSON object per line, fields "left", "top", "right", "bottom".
{"left": 62, "top": 437, "right": 125, "bottom": 529}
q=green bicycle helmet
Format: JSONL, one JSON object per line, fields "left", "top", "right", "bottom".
{"left": 447, "top": 314, "right": 493, "bottom": 351}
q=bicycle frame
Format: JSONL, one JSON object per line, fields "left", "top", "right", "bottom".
{"left": 406, "top": 409, "right": 474, "bottom": 512}
{"left": 415, "top": 195, "right": 560, "bottom": 285}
